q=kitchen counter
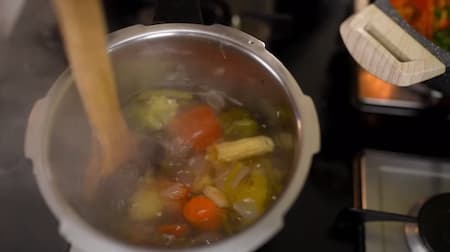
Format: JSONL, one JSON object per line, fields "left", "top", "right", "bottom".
{"left": 0, "top": 0, "right": 359, "bottom": 251}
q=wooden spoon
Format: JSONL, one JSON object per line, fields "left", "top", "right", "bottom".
{"left": 51, "top": 0, "right": 136, "bottom": 198}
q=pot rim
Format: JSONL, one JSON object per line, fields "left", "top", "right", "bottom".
{"left": 25, "top": 23, "right": 320, "bottom": 252}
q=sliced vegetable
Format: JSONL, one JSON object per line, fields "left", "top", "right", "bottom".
{"left": 224, "top": 164, "right": 269, "bottom": 220}
{"left": 203, "top": 185, "right": 229, "bottom": 208}
{"left": 128, "top": 179, "right": 163, "bottom": 221}
{"left": 168, "top": 105, "right": 222, "bottom": 152}
{"left": 219, "top": 108, "right": 250, "bottom": 124}
{"left": 205, "top": 147, "right": 228, "bottom": 171}
{"left": 124, "top": 89, "right": 193, "bottom": 132}
{"left": 236, "top": 168, "right": 268, "bottom": 211}
{"left": 125, "top": 95, "right": 179, "bottom": 131}
{"left": 191, "top": 173, "right": 213, "bottom": 193}
{"left": 219, "top": 108, "right": 259, "bottom": 139}
{"left": 182, "top": 196, "right": 222, "bottom": 230}
{"left": 158, "top": 224, "right": 189, "bottom": 237}
{"left": 197, "top": 90, "right": 226, "bottom": 111}
{"left": 232, "top": 200, "right": 261, "bottom": 223}
{"left": 246, "top": 157, "right": 283, "bottom": 196}
{"left": 213, "top": 168, "right": 230, "bottom": 191}
{"left": 223, "top": 162, "right": 245, "bottom": 193}
{"left": 214, "top": 136, "right": 274, "bottom": 162}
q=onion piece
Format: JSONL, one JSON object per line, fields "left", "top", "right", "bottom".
{"left": 203, "top": 185, "right": 228, "bottom": 208}
{"left": 232, "top": 199, "right": 261, "bottom": 222}
{"left": 231, "top": 166, "right": 251, "bottom": 189}
{"left": 196, "top": 89, "right": 244, "bottom": 111}
{"left": 197, "top": 90, "right": 226, "bottom": 111}
{"left": 214, "top": 169, "right": 229, "bottom": 190}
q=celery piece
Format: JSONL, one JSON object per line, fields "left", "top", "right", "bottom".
{"left": 219, "top": 108, "right": 259, "bottom": 139}
{"left": 124, "top": 89, "right": 193, "bottom": 132}
{"left": 125, "top": 94, "right": 179, "bottom": 131}
{"left": 128, "top": 178, "right": 163, "bottom": 221}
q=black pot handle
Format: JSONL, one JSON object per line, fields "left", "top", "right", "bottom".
{"left": 344, "top": 208, "right": 417, "bottom": 223}
{"left": 154, "top": 0, "right": 203, "bottom": 24}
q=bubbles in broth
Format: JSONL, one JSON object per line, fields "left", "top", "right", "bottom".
{"left": 88, "top": 88, "right": 295, "bottom": 248}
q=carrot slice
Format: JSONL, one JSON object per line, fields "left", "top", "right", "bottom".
{"left": 182, "top": 196, "right": 222, "bottom": 230}
{"left": 168, "top": 105, "right": 222, "bottom": 152}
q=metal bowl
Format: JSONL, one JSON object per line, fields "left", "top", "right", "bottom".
{"left": 25, "top": 24, "right": 320, "bottom": 252}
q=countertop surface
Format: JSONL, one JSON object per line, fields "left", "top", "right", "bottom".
{"left": 0, "top": 0, "right": 359, "bottom": 251}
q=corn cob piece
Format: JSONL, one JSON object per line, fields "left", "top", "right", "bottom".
{"left": 214, "top": 136, "right": 274, "bottom": 162}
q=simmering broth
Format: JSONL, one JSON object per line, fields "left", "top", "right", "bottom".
{"left": 87, "top": 88, "right": 295, "bottom": 248}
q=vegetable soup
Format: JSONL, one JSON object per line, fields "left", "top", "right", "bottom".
{"left": 89, "top": 88, "right": 295, "bottom": 248}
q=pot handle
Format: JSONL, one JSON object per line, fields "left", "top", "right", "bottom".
{"left": 24, "top": 97, "right": 49, "bottom": 161}
{"left": 340, "top": 4, "right": 445, "bottom": 86}
{"left": 344, "top": 208, "right": 416, "bottom": 223}
{"left": 300, "top": 95, "right": 320, "bottom": 154}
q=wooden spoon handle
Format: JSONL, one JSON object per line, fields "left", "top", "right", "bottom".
{"left": 52, "top": 0, "right": 133, "bottom": 177}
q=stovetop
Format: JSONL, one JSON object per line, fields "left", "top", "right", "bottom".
{"left": 4, "top": 0, "right": 450, "bottom": 251}
{"left": 358, "top": 150, "right": 450, "bottom": 252}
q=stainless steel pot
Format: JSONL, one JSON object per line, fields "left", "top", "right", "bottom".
{"left": 340, "top": 0, "right": 450, "bottom": 95}
{"left": 25, "top": 24, "right": 320, "bottom": 252}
